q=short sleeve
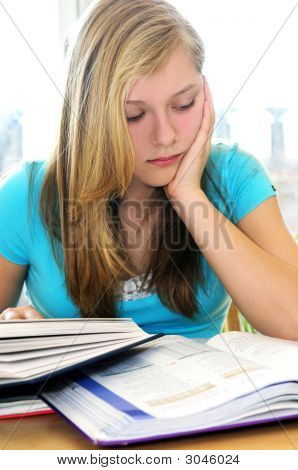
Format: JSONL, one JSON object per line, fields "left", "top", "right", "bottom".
{"left": 222, "top": 144, "right": 278, "bottom": 224}
{"left": 0, "top": 162, "right": 31, "bottom": 265}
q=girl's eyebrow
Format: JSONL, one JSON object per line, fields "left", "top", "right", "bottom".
{"left": 126, "top": 83, "right": 199, "bottom": 104}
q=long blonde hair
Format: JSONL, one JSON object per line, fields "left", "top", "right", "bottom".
{"left": 37, "top": 0, "right": 227, "bottom": 318}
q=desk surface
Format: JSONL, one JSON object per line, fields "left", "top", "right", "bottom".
{"left": 1, "top": 413, "right": 298, "bottom": 450}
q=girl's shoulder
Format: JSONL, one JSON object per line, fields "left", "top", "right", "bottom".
{"left": 0, "top": 158, "right": 46, "bottom": 188}
{"left": 0, "top": 159, "right": 48, "bottom": 234}
{"left": 208, "top": 141, "right": 261, "bottom": 172}
{"left": 0, "top": 160, "right": 47, "bottom": 265}
{"left": 207, "top": 140, "right": 272, "bottom": 188}
{"left": 207, "top": 141, "right": 277, "bottom": 224}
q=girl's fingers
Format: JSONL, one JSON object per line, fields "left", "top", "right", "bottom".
{"left": 0, "top": 306, "right": 43, "bottom": 320}
{"left": 197, "top": 77, "right": 215, "bottom": 140}
{"left": 22, "top": 307, "right": 44, "bottom": 319}
{"left": 204, "top": 76, "right": 213, "bottom": 106}
{"left": 0, "top": 308, "right": 21, "bottom": 320}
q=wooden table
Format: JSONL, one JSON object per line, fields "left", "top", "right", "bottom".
{"left": 1, "top": 413, "right": 298, "bottom": 450}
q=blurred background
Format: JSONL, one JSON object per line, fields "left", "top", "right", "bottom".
{"left": 0, "top": 0, "right": 297, "bottom": 239}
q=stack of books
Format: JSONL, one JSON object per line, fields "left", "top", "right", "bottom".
{"left": 1, "top": 318, "right": 298, "bottom": 446}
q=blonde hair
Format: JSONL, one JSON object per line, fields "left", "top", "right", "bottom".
{"left": 37, "top": 0, "right": 225, "bottom": 318}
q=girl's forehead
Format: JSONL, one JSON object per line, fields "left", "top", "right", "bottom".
{"left": 126, "top": 48, "right": 201, "bottom": 99}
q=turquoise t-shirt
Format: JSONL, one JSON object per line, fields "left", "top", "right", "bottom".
{"left": 0, "top": 143, "right": 277, "bottom": 338}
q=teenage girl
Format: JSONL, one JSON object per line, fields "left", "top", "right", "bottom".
{"left": 1, "top": 0, "right": 298, "bottom": 340}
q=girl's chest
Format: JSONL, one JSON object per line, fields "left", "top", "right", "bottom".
{"left": 122, "top": 225, "right": 154, "bottom": 274}
{"left": 119, "top": 210, "right": 160, "bottom": 275}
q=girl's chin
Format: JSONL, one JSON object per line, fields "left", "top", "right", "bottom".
{"left": 144, "top": 176, "right": 175, "bottom": 188}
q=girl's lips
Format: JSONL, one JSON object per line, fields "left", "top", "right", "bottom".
{"left": 147, "top": 153, "right": 182, "bottom": 166}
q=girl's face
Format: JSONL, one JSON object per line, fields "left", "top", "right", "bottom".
{"left": 125, "top": 46, "right": 205, "bottom": 193}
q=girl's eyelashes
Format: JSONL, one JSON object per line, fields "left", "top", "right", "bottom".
{"left": 126, "top": 98, "right": 196, "bottom": 122}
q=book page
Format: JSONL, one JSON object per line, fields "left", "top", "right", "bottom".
{"left": 207, "top": 331, "right": 298, "bottom": 371}
{"left": 73, "top": 335, "right": 279, "bottom": 420}
{"left": 0, "top": 318, "right": 146, "bottom": 338}
{"left": 0, "top": 337, "right": 149, "bottom": 380}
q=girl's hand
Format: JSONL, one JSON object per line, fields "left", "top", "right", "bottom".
{"left": 164, "top": 75, "right": 215, "bottom": 200}
{"left": 0, "top": 305, "right": 44, "bottom": 320}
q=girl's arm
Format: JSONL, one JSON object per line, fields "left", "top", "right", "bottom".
{"left": 0, "top": 254, "right": 43, "bottom": 320}
{"left": 170, "top": 189, "right": 298, "bottom": 340}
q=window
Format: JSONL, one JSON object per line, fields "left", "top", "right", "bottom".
{"left": 1, "top": 0, "right": 297, "bottom": 238}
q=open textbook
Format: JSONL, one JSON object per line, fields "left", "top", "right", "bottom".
{"left": 41, "top": 331, "right": 298, "bottom": 446}
{"left": 0, "top": 318, "right": 162, "bottom": 389}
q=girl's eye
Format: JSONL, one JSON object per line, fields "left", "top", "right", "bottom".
{"left": 126, "top": 98, "right": 196, "bottom": 122}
